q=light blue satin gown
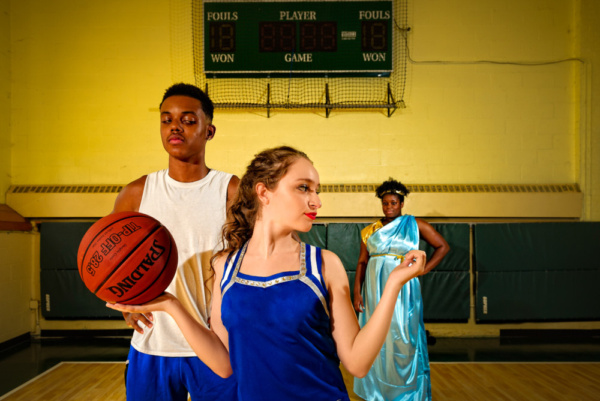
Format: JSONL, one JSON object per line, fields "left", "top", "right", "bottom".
{"left": 353, "top": 215, "right": 431, "bottom": 401}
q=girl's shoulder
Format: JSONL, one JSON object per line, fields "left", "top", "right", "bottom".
{"left": 320, "top": 249, "right": 348, "bottom": 284}
{"left": 320, "top": 248, "right": 339, "bottom": 262}
{"left": 213, "top": 249, "right": 240, "bottom": 277}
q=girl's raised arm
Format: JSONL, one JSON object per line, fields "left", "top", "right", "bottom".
{"left": 323, "top": 249, "right": 426, "bottom": 378}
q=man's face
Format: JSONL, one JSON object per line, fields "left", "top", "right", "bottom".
{"left": 159, "top": 95, "right": 214, "bottom": 162}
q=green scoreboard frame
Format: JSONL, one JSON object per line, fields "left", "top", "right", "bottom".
{"left": 203, "top": 0, "right": 393, "bottom": 76}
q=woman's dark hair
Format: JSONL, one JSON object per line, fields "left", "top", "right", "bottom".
{"left": 375, "top": 177, "right": 410, "bottom": 203}
{"left": 213, "top": 146, "right": 311, "bottom": 262}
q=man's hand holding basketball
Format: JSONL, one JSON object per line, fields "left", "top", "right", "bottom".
{"left": 123, "top": 312, "right": 153, "bottom": 334}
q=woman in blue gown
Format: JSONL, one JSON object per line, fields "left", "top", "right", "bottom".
{"left": 353, "top": 178, "right": 450, "bottom": 401}
{"left": 107, "top": 148, "right": 428, "bottom": 401}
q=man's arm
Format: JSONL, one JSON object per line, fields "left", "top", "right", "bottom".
{"left": 112, "top": 175, "right": 150, "bottom": 332}
{"left": 226, "top": 175, "right": 240, "bottom": 208}
{"left": 112, "top": 176, "right": 147, "bottom": 213}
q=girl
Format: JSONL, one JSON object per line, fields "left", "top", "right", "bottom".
{"left": 107, "top": 147, "right": 427, "bottom": 400}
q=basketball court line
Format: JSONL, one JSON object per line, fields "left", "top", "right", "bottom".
{"left": 0, "top": 362, "right": 65, "bottom": 400}
{"left": 0, "top": 361, "right": 126, "bottom": 401}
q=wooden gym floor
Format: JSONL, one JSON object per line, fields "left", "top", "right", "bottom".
{"left": 2, "top": 361, "right": 600, "bottom": 400}
{"left": 1, "top": 335, "right": 600, "bottom": 400}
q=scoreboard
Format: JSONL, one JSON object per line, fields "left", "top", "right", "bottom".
{"left": 203, "top": 0, "right": 393, "bottom": 76}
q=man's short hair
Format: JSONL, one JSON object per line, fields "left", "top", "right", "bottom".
{"left": 160, "top": 83, "right": 215, "bottom": 121}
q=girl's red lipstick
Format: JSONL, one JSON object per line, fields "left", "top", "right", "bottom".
{"left": 305, "top": 213, "right": 317, "bottom": 220}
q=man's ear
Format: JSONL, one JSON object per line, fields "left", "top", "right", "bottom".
{"left": 207, "top": 124, "right": 216, "bottom": 139}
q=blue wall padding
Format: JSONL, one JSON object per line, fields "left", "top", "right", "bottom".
{"left": 474, "top": 222, "right": 600, "bottom": 272}
{"left": 43, "top": 220, "right": 599, "bottom": 323}
{"left": 420, "top": 271, "right": 470, "bottom": 321}
{"left": 297, "top": 223, "right": 328, "bottom": 249}
{"left": 40, "top": 222, "right": 93, "bottom": 270}
{"left": 325, "top": 223, "right": 370, "bottom": 273}
{"left": 41, "top": 269, "right": 122, "bottom": 319}
{"left": 474, "top": 222, "right": 600, "bottom": 322}
{"left": 419, "top": 223, "right": 471, "bottom": 321}
{"left": 302, "top": 222, "right": 471, "bottom": 321}
{"left": 40, "top": 222, "right": 122, "bottom": 319}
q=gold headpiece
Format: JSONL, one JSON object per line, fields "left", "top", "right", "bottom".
{"left": 382, "top": 189, "right": 406, "bottom": 197}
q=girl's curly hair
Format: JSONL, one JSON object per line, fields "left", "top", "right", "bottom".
{"left": 213, "top": 146, "right": 311, "bottom": 263}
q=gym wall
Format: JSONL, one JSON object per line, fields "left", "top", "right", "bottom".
{"left": 2, "top": 0, "right": 600, "bottom": 342}
{"left": 0, "top": 0, "right": 9, "bottom": 205}
{"left": 38, "top": 221, "right": 600, "bottom": 326}
{"left": 7, "top": 0, "right": 583, "bottom": 191}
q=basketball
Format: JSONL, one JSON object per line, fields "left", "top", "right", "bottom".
{"left": 77, "top": 211, "right": 178, "bottom": 305}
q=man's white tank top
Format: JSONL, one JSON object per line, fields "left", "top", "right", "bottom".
{"left": 131, "top": 169, "right": 232, "bottom": 356}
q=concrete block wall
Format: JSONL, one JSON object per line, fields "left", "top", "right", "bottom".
{"left": 1, "top": 0, "right": 600, "bottom": 341}
{"left": 5, "top": 0, "right": 586, "bottom": 189}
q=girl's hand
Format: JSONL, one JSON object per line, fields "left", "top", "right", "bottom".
{"left": 389, "top": 250, "right": 427, "bottom": 287}
{"left": 402, "top": 250, "right": 427, "bottom": 275}
{"left": 106, "top": 292, "right": 177, "bottom": 315}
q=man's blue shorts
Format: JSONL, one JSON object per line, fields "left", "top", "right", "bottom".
{"left": 125, "top": 346, "right": 237, "bottom": 401}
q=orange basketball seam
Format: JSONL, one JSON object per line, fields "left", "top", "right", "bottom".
{"left": 116, "top": 234, "right": 176, "bottom": 304}
{"left": 92, "top": 224, "right": 163, "bottom": 296}
{"left": 77, "top": 212, "right": 178, "bottom": 305}
{"left": 78, "top": 214, "right": 155, "bottom": 278}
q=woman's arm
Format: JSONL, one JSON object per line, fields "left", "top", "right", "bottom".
{"left": 324, "top": 249, "right": 426, "bottom": 378}
{"left": 105, "top": 255, "right": 233, "bottom": 377}
{"left": 416, "top": 218, "right": 450, "bottom": 275}
{"left": 353, "top": 240, "right": 370, "bottom": 312}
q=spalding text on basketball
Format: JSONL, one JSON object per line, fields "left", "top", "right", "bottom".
{"left": 106, "top": 239, "right": 166, "bottom": 298}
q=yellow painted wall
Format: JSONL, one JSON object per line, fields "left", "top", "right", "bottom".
{"left": 2, "top": 0, "right": 600, "bottom": 341}
{"left": 1, "top": 0, "right": 10, "bottom": 204}
{"left": 9, "top": 1, "right": 172, "bottom": 186}
{"left": 0, "top": 232, "right": 37, "bottom": 344}
{"left": 8, "top": 0, "right": 584, "bottom": 188}
{"left": 580, "top": 0, "right": 600, "bottom": 220}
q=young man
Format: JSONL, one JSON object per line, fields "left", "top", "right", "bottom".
{"left": 112, "top": 83, "right": 239, "bottom": 401}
